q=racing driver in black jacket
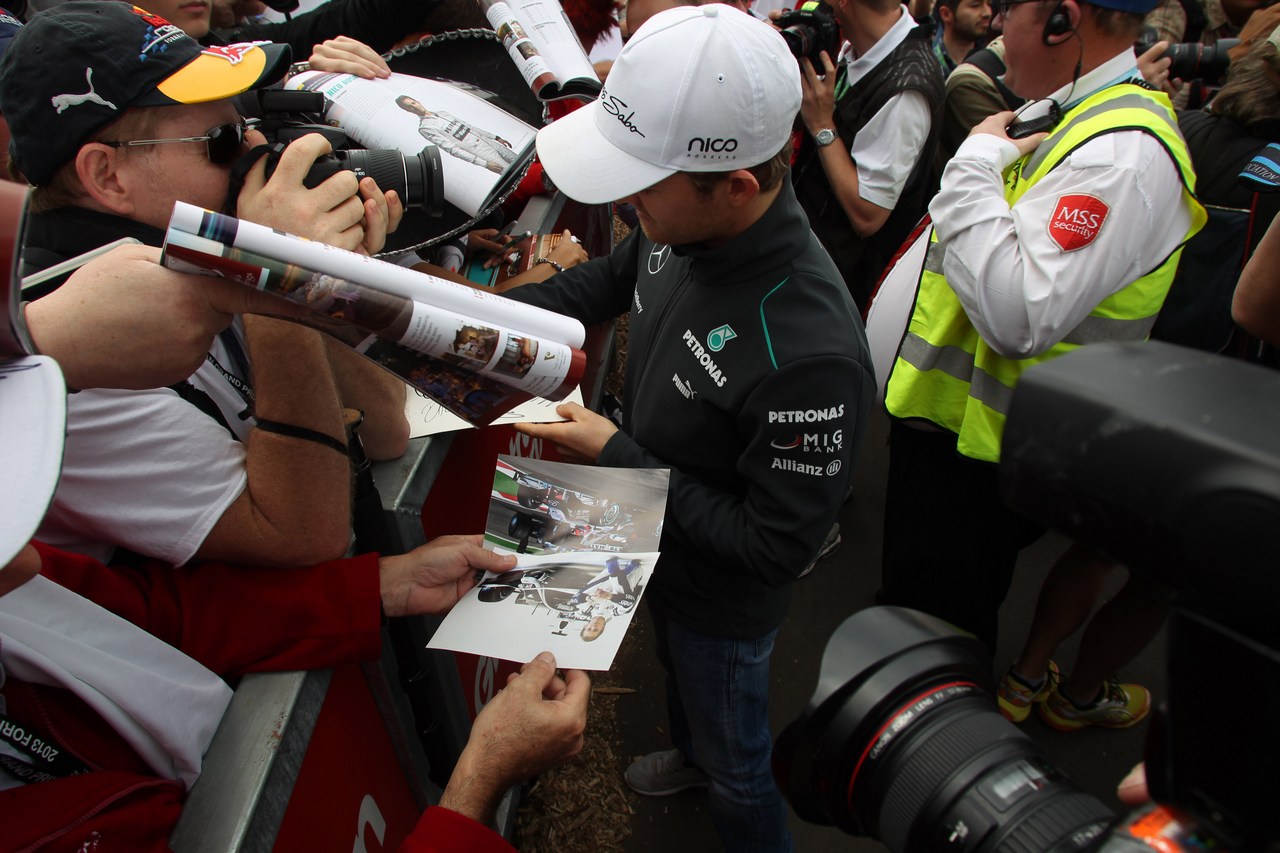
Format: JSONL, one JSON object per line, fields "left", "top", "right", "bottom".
{"left": 509, "top": 7, "right": 873, "bottom": 851}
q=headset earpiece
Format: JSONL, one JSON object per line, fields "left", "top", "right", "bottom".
{"left": 1042, "top": 1, "right": 1071, "bottom": 43}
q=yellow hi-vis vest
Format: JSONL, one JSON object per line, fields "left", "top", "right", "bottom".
{"left": 884, "top": 83, "right": 1207, "bottom": 463}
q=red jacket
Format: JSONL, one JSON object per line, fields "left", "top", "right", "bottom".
{"left": 0, "top": 544, "right": 512, "bottom": 853}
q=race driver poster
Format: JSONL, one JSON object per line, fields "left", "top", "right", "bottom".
{"left": 427, "top": 457, "right": 670, "bottom": 670}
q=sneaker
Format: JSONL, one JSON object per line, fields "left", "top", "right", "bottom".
{"left": 996, "top": 660, "right": 1061, "bottom": 723}
{"left": 624, "top": 749, "right": 710, "bottom": 796}
{"left": 799, "top": 523, "right": 842, "bottom": 578}
{"left": 1039, "top": 678, "right": 1151, "bottom": 732}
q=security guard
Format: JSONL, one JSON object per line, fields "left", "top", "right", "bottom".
{"left": 879, "top": 0, "right": 1205, "bottom": 660}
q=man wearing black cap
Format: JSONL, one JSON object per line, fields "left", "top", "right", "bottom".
{"left": 0, "top": 1, "right": 409, "bottom": 570}
{"left": 879, "top": 0, "right": 1206, "bottom": 726}
{"left": 0, "top": 179, "right": 587, "bottom": 847}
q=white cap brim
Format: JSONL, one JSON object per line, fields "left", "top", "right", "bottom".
{"left": 536, "top": 104, "right": 676, "bottom": 205}
{"left": 0, "top": 354, "right": 66, "bottom": 568}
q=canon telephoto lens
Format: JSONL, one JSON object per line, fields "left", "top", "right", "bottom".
{"left": 297, "top": 147, "right": 444, "bottom": 215}
{"left": 774, "top": 607, "right": 1116, "bottom": 852}
{"left": 1164, "top": 40, "right": 1237, "bottom": 84}
{"left": 328, "top": 147, "right": 445, "bottom": 216}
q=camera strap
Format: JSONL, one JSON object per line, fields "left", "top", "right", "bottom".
{"left": 223, "top": 144, "right": 277, "bottom": 217}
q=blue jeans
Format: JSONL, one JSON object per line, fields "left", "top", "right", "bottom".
{"left": 652, "top": 607, "right": 793, "bottom": 853}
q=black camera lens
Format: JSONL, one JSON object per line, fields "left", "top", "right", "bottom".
{"left": 780, "top": 23, "right": 821, "bottom": 60}
{"left": 318, "top": 147, "right": 445, "bottom": 216}
{"left": 774, "top": 607, "right": 1115, "bottom": 852}
{"left": 1133, "top": 27, "right": 1238, "bottom": 83}
{"left": 1164, "top": 39, "right": 1237, "bottom": 83}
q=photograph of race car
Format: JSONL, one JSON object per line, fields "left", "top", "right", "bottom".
{"left": 478, "top": 556, "right": 643, "bottom": 614}
{"left": 488, "top": 456, "right": 669, "bottom": 556}
{"left": 427, "top": 552, "right": 661, "bottom": 670}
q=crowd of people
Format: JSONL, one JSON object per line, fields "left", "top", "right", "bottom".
{"left": 0, "top": 0, "right": 1276, "bottom": 848}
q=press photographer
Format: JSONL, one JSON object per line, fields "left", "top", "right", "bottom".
{"left": 788, "top": 0, "right": 945, "bottom": 310}
{"left": 777, "top": 341, "right": 1280, "bottom": 851}
{"left": 0, "top": 2, "right": 410, "bottom": 570}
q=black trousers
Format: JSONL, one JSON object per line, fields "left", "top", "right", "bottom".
{"left": 880, "top": 418, "right": 1046, "bottom": 655}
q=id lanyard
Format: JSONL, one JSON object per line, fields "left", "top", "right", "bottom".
{"left": 0, "top": 712, "right": 92, "bottom": 784}
{"left": 834, "top": 62, "right": 851, "bottom": 101}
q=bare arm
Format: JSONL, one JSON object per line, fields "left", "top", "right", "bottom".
{"left": 1232, "top": 214, "right": 1280, "bottom": 347}
{"left": 194, "top": 130, "right": 414, "bottom": 562}
{"left": 439, "top": 652, "right": 589, "bottom": 824}
{"left": 411, "top": 230, "right": 590, "bottom": 293}
{"left": 24, "top": 244, "right": 306, "bottom": 391}
{"left": 800, "top": 54, "right": 893, "bottom": 237}
{"left": 306, "top": 35, "right": 391, "bottom": 79}
{"left": 195, "top": 315, "right": 352, "bottom": 567}
{"left": 325, "top": 339, "right": 410, "bottom": 460}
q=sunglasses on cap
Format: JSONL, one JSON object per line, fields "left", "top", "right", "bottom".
{"left": 100, "top": 120, "right": 257, "bottom": 165}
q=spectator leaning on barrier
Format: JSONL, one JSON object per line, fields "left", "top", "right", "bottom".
{"left": 0, "top": 189, "right": 589, "bottom": 850}
{"left": 506, "top": 6, "right": 875, "bottom": 850}
{"left": 879, "top": 0, "right": 1207, "bottom": 728}
{"left": 0, "top": 1, "right": 410, "bottom": 569}
{"left": 791, "top": 0, "right": 946, "bottom": 311}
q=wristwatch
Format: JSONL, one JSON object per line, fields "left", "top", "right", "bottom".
{"left": 814, "top": 128, "right": 839, "bottom": 147}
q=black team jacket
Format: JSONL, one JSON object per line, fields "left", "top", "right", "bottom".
{"left": 504, "top": 181, "right": 874, "bottom": 638}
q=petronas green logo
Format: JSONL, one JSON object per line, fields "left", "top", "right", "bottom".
{"left": 707, "top": 324, "right": 737, "bottom": 352}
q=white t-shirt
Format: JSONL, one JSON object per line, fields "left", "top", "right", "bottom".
{"left": 36, "top": 325, "right": 254, "bottom": 566}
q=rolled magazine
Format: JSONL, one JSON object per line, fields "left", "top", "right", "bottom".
{"left": 161, "top": 202, "right": 586, "bottom": 427}
{"left": 480, "top": 0, "right": 603, "bottom": 102}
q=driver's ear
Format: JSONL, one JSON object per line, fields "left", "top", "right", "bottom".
{"left": 724, "top": 169, "right": 762, "bottom": 208}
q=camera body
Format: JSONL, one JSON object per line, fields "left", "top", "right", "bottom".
{"left": 254, "top": 89, "right": 444, "bottom": 215}
{"left": 778, "top": 342, "right": 1280, "bottom": 851}
{"left": 1001, "top": 341, "right": 1280, "bottom": 851}
{"left": 776, "top": 1, "right": 842, "bottom": 64}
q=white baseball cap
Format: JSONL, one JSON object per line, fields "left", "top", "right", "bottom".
{"left": 536, "top": 3, "right": 802, "bottom": 204}
{"left": 0, "top": 182, "right": 66, "bottom": 570}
